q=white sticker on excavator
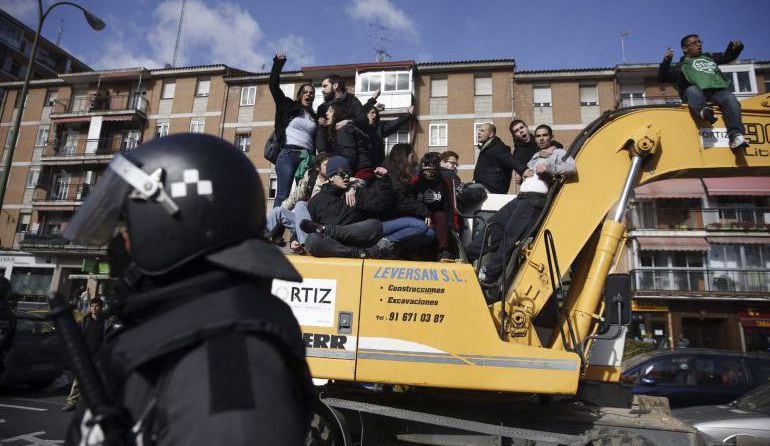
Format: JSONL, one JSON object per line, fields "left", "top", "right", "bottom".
{"left": 271, "top": 278, "right": 337, "bottom": 327}
{"left": 700, "top": 128, "right": 729, "bottom": 149}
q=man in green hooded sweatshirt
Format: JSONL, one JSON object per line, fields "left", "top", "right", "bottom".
{"left": 659, "top": 34, "right": 748, "bottom": 150}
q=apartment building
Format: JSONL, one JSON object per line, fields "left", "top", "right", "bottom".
{"left": 0, "top": 56, "right": 768, "bottom": 334}
{"left": 0, "top": 10, "right": 91, "bottom": 82}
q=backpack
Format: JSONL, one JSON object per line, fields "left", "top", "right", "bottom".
{"left": 264, "top": 132, "right": 281, "bottom": 164}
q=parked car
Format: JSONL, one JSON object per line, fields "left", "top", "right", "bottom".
{"left": 0, "top": 311, "right": 66, "bottom": 389}
{"left": 621, "top": 349, "right": 770, "bottom": 408}
{"left": 673, "top": 383, "right": 770, "bottom": 444}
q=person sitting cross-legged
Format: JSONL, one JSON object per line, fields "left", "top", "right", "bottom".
{"left": 301, "top": 156, "right": 395, "bottom": 259}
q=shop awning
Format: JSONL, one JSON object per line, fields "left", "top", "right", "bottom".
{"left": 50, "top": 116, "right": 91, "bottom": 123}
{"left": 636, "top": 236, "right": 709, "bottom": 251}
{"left": 102, "top": 114, "right": 135, "bottom": 122}
{"left": 702, "top": 177, "right": 770, "bottom": 196}
{"left": 707, "top": 236, "right": 770, "bottom": 245}
{"left": 634, "top": 178, "right": 706, "bottom": 199}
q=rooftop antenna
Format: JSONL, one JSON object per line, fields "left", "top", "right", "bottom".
{"left": 368, "top": 22, "right": 392, "bottom": 62}
{"left": 55, "top": 19, "right": 64, "bottom": 45}
{"left": 172, "top": 0, "right": 187, "bottom": 67}
{"left": 620, "top": 30, "right": 630, "bottom": 64}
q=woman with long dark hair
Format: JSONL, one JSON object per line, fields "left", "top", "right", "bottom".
{"left": 319, "top": 103, "right": 377, "bottom": 184}
{"left": 270, "top": 53, "right": 316, "bottom": 208}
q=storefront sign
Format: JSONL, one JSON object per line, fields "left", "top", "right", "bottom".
{"left": 632, "top": 301, "right": 668, "bottom": 312}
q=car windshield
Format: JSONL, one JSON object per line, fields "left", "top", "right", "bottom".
{"left": 734, "top": 383, "right": 770, "bottom": 415}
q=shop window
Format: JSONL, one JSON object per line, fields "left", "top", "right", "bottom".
{"left": 10, "top": 267, "right": 54, "bottom": 303}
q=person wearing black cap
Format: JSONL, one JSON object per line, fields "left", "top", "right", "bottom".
{"left": 62, "top": 133, "right": 313, "bottom": 445}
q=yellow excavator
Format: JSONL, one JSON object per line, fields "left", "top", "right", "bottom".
{"left": 272, "top": 93, "right": 770, "bottom": 445}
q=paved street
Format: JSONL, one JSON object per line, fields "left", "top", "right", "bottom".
{"left": 0, "top": 375, "right": 72, "bottom": 445}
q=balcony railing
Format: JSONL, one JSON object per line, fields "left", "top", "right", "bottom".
{"left": 629, "top": 207, "right": 770, "bottom": 231}
{"left": 43, "top": 137, "right": 140, "bottom": 158}
{"left": 631, "top": 268, "right": 770, "bottom": 295}
{"left": 354, "top": 90, "right": 413, "bottom": 111}
{"left": 51, "top": 93, "right": 148, "bottom": 115}
{"left": 18, "top": 232, "right": 105, "bottom": 253}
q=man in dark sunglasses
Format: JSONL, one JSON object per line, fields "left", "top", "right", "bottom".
{"left": 659, "top": 34, "right": 748, "bottom": 150}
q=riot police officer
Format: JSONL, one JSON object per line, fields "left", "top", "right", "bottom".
{"left": 63, "top": 133, "right": 313, "bottom": 445}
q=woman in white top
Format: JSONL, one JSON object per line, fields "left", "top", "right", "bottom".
{"left": 270, "top": 53, "right": 317, "bottom": 208}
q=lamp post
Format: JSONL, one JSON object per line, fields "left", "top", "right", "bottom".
{"left": 0, "top": 1, "right": 105, "bottom": 210}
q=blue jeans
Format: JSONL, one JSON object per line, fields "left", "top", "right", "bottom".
{"left": 273, "top": 146, "right": 308, "bottom": 208}
{"left": 684, "top": 86, "right": 744, "bottom": 138}
{"left": 266, "top": 201, "right": 312, "bottom": 244}
{"left": 382, "top": 217, "right": 434, "bottom": 243}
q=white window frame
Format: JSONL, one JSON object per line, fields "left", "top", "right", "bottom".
{"left": 279, "top": 83, "right": 295, "bottom": 99}
{"left": 358, "top": 71, "right": 411, "bottom": 94}
{"left": 429, "top": 123, "right": 448, "bottom": 147}
{"left": 155, "top": 122, "right": 169, "bottom": 138}
{"left": 579, "top": 84, "right": 599, "bottom": 106}
{"left": 474, "top": 76, "right": 492, "bottom": 96}
{"left": 268, "top": 174, "right": 278, "bottom": 199}
{"left": 196, "top": 78, "right": 211, "bottom": 97}
{"left": 533, "top": 85, "right": 552, "bottom": 107}
{"left": 431, "top": 78, "right": 447, "bottom": 98}
{"left": 383, "top": 127, "right": 410, "bottom": 156}
{"left": 235, "top": 133, "right": 251, "bottom": 152}
{"left": 161, "top": 81, "right": 176, "bottom": 99}
{"left": 35, "top": 125, "right": 49, "bottom": 147}
{"left": 189, "top": 118, "right": 205, "bottom": 133}
{"left": 45, "top": 90, "right": 58, "bottom": 106}
{"left": 25, "top": 168, "right": 40, "bottom": 189}
{"left": 240, "top": 86, "right": 257, "bottom": 106}
{"left": 719, "top": 64, "right": 757, "bottom": 96}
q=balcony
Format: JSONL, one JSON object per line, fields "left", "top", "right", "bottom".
{"left": 631, "top": 268, "right": 770, "bottom": 297}
{"left": 31, "top": 182, "right": 89, "bottom": 210}
{"left": 49, "top": 93, "right": 148, "bottom": 121}
{"left": 630, "top": 207, "right": 770, "bottom": 232}
{"left": 41, "top": 137, "right": 138, "bottom": 165}
{"left": 18, "top": 232, "right": 105, "bottom": 255}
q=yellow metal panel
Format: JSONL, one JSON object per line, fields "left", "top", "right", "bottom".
{"left": 280, "top": 256, "right": 364, "bottom": 381}
{"left": 355, "top": 260, "right": 581, "bottom": 394}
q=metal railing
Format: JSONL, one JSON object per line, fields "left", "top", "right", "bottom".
{"left": 43, "top": 137, "right": 140, "bottom": 157}
{"left": 51, "top": 93, "right": 148, "bottom": 115}
{"left": 629, "top": 207, "right": 770, "bottom": 231}
{"left": 631, "top": 268, "right": 770, "bottom": 294}
{"left": 18, "top": 232, "right": 105, "bottom": 253}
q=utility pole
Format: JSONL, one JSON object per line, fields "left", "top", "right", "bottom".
{"left": 172, "top": 0, "right": 187, "bottom": 67}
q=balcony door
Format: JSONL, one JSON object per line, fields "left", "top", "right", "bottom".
{"left": 61, "top": 130, "right": 78, "bottom": 155}
{"left": 51, "top": 172, "right": 71, "bottom": 201}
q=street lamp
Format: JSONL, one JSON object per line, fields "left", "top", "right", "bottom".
{"left": 0, "top": 1, "right": 105, "bottom": 210}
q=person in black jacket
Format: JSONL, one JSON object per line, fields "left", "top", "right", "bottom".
{"left": 270, "top": 53, "right": 317, "bottom": 208}
{"left": 414, "top": 152, "right": 457, "bottom": 260}
{"left": 317, "top": 74, "right": 367, "bottom": 128}
{"left": 62, "top": 297, "right": 107, "bottom": 411}
{"left": 318, "top": 104, "right": 378, "bottom": 183}
{"left": 658, "top": 35, "right": 747, "bottom": 150}
{"left": 63, "top": 134, "right": 313, "bottom": 445}
{"left": 303, "top": 156, "right": 395, "bottom": 258}
{"left": 509, "top": 119, "right": 564, "bottom": 178}
{"left": 0, "top": 277, "right": 15, "bottom": 378}
{"left": 472, "top": 123, "right": 517, "bottom": 194}
{"left": 363, "top": 90, "right": 415, "bottom": 169}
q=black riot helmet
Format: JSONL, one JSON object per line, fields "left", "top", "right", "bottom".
{"left": 63, "top": 133, "right": 300, "bottom": 281}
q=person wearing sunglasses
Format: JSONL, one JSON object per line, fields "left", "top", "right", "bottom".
{"left": 659, "top": 34, "right": 748, "bottom": 150}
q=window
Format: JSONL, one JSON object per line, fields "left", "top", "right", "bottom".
{"left": 161, "top": 81, "right": 176, "bottom": 99}
{"left": 268, "top": 174, "right": 277, "bottom": 199}
{"left": 579, "top": 85, "right": 598, "bottom": 106}
{"left": 640, "top": 356, "right": 692, "bottom": 385}
{"left": 235, "top": 133, "right": 251, "bottom": 152}
{"left": 25, "top": 168, "right": 39, "bottom": 189}
{"left": 429, "top": 123, "right": 447, "bottom": 147}
{"left": 474, "top": 76, "right": 492, "bottom": 96}
{"left": 196, "top": 78, "right": 210, "bottom": 97}
{"left": 279, "top": 83, "right": 294, "bottom": 99}
{"left": 431, "top": 78, "right": 447, "bottom": 97}
{"left": 45, "top": 90, "right": 58, "bottom": 106}
{"left": 240, "top": 86, "right": 256, "bottom": 106}
{"left": 35, "top": 125, "right": 49, "bottom": 147}
{"left": 155, "top": 122, "right": 169, "bottom": 138}
{"left": 384, "top": 72, "right": 409, "bottom": 92}
{"left": 720, "top": 65, "right": 757, "bottom": 96}
{"left": 358, "top": 72, "right": 381, "bottom": 93}
{"left": 533, "top": 85, "right": 552, "bottom": 107}
{"left": 189, "top": 119, "right": 205, "bottom": 133}
{"left": 312, "top": 86, "right": 324, "bottom": 112}
{"left": 694, "top": 356, "right": 749, "bottom": 388}
{"left": 384, "top": 129, "right": 409, "bottom": 155}
{"left": 16, "top": 213, "right": 31, "bottom": 233}
{"left": 620, "top": 92, "right": 646, "bottom": 108}
{"left": 358, "top": 71, "right": 410, "bottom": 94}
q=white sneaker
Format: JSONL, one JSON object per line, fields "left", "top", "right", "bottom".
{"left": 729, "top": 134, "right": 748, "bottom": 150}
{"left": 478, "top": 267, "right": 487, "bottom": 281}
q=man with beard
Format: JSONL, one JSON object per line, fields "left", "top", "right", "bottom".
{"left": 317, "top": 74, "right": 367, "bottom": 126}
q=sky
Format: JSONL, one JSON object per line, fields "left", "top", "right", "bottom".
{"left": 4, "top": 0, "right": 770, "bottom": 73}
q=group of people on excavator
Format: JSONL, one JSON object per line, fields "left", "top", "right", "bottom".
{"left": 265, "top": 34, "right": 748, "bottom": 284}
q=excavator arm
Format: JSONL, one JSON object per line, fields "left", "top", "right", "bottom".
{"left": 499, "top": 94, "right": 770, "bottom": 357}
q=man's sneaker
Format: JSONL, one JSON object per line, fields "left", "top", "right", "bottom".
{"left": 438, "top": 250, "right": 454, "bottom": 261}
{"left": 62, "top": 403, "right": 76, "bottom": 412}
{"left": 359, "top": 244, "right": 381, "bottom": 259}
{"left": 299, "top": 219, "right": 324, "bottom": 234}
{"left": 729, "top": 134, "right": 749, "bottom": 150}
{"left": 478, "top": 267, "right": 488, "bottom": 281}
{"left": 699, "top": 107, "right": 717, "bottom": 124}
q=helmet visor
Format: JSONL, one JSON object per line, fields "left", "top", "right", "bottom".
{"left": 62, "top": 158, "right": 132, "bottom": 245}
